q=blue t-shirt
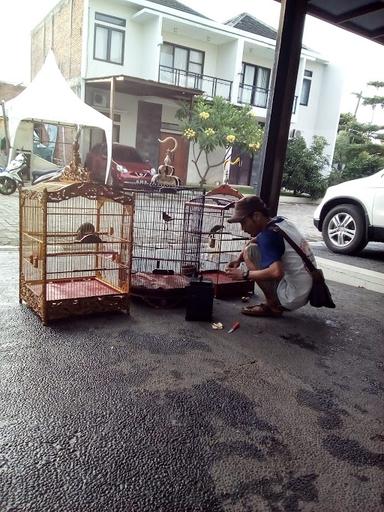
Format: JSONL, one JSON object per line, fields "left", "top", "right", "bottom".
{"left": 256, "top": 218, "right": 285, "bottom": 268}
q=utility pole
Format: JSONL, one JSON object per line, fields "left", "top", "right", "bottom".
{"left": 353, "top": 90, "right": 363, "bottom": 117}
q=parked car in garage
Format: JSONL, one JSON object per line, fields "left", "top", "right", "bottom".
{"left": 85, "top": 143, "right": 154, "bottom": 186}
{"left": 313, "top": 170, "right": 384, "bottom": 254}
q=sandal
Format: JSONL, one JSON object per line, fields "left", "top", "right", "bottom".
{"left": 241, "top": 303, "right": 283, "bottom": 318}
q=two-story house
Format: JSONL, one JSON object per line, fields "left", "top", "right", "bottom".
{"left": 31, "top": 0, "right": 343, "bottom": 186}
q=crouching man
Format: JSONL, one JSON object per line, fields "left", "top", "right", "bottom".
{"left": 225, "top": 196, "right": 316, "bottom": 317}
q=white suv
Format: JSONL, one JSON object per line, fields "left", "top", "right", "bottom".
{"left": 313, "top": 170, "right": 384, "bottom": 254}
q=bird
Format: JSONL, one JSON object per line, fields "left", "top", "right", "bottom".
{"left": 162, "top": 211, "right": 174, "bottom": 230}
{"left": 209, "top": 224, "right": 224, "bottom": 236}
{"left": 162, "top": 211, "right": 173, "bottom": 223}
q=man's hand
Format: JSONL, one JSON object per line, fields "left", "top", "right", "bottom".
{"left": 225, "top": 267, "right": 244, "bottom": 280}
{"left": 225, "top": 259, "right": 241, "bottom": 269}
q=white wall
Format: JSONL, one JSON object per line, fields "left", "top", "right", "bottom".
{"left": 295, "top": 60, "right": 324, "bottom": 142}
{"left": 187, "top": 145, "right": 225, "bottom": 185}
{"left": 84, "top": 85, "right": 139, "bottom": 147}
{"left": 241, "top": 48, "right": 274, "bottom": 71}
{"left": 135, "top": 15, "right": 162, "bottom": 80}
{"left": 87, "top": 0, "right": 161, "bottom": 79}
{"left": 313, "top": 63, "right": 344, "bottom": 169}
{"left": 113, "top": 91, "right": 139, "bottom": 145}
{"left": 216, "top": 40, "right": 240, "bottom": 82}
{"left": 294, "top": 61, "right": 343, "bottom": 170}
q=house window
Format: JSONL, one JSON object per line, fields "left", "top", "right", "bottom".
{"left": 94, "top": 12, "right": 125, "bottom": 65}
{"left": 159, "top": 43, "right": 204, "bottom": 88}
{"left": 238, "top": 63, "right": 270, "bottom": 108}
{"left": 95, "top": 12, "right": 126, "bottom": 26}
{"left": 300, "top": 69, "right": 313, "bottom": 106}
{"left": 90, "top": 112, "right": 121, "bottom": 148}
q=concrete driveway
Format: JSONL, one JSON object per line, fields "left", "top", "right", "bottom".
{"left": 1, "top": 250, "right": 383, "bottom": 511}
{"left": 0, "top": 193, "right": 321, "bottom": 248}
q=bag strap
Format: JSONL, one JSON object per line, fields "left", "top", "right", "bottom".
{"left": 269, "top": 222, "right": 317, "bottom": 273}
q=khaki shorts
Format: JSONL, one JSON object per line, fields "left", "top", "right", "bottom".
{"left": 245, "top": 243, "right": 281, "bottom": 305}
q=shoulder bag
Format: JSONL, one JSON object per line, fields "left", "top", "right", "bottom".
{"left": 270, "top": 224, "right": 336, "bottom": 309}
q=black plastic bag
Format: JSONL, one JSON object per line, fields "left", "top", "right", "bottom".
{"left": 309, "top": 269, "right": 336, "bottom": 308}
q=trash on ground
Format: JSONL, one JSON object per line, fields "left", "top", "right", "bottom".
{"left": 228, "top": 321, "right": 240, "bottom": 334}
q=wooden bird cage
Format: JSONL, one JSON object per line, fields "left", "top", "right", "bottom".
{"left": 19, "top": 182, "right": 134, "bottom": 324}
{"left": 191, "top": 184, "right": 254, "bottom": 299}
{"left": 124, "top": 185, "right": 204, "bottom": 305}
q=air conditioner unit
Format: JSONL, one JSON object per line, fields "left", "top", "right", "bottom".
{"left": 92, "top": 91, "right": 108, "bottom": 108}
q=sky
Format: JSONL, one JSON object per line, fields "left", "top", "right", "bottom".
{"left": 2, "top": 0, "right": 384, "bottom": 123}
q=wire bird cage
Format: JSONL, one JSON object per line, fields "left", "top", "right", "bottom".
{"left": 19, "top": 182, "right": 134, "bottom": 324}
{"left": 124, "top": 185, "right": 204, "bottom": 305}
{"left": 193, "top": 184, "right": 254, "bottom": 299}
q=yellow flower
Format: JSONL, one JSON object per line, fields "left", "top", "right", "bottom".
{"left": 248, "top": 142, "right": 261, "bottom": 150}
{"left": 199, "top": 111, "right": 210, "bottom": 120}
{"left": 226, "top": 134, "right": 236, "bottom": 144}
{"left": 204, "top": 128, "right": 215, "bottom": 136}
{"left": 184, "top": 128, "right": 196, "bottom": 140}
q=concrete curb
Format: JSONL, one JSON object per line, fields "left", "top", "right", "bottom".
{"left": 0, "top": 246, "right": 18, "bottom": 251}
{"left": 279, "top": 195, "right": 320, "bottom": 205}
{"left": 317, "top": 256, "right": 384, "bottom": 294}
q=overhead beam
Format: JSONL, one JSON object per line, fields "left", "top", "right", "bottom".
{"left": 334, "top": 2, "right": 384, "bottom": 23}
{"left": 338, "top": 19, "right": 384, "bottom": 40}
{"left": 371, "top": 26, "right": 384, "bottom": 39}
{"left": 258, "top": 0, "right": 307, "bottom": 216}
{"left": 273, "top": 0, "right": 384, "bottom": 46}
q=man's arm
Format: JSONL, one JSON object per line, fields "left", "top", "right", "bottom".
{"left": 225, "top": 260, "right": 284, "bottom": 281}
{"left": 226, "top": 238, "right": 256, "bottom": 269}
{"left": 226, "top": 253, "right": 244, "bottom": 269}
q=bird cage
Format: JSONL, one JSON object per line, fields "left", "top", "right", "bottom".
{"left": 19, "top": 182, "right": 134, "bottom": 324}
{"left": 194, "top": 184, "right": 254, "bottom": 299}
{"left": 124, "top": 185, "right": 204, "bottom": 306}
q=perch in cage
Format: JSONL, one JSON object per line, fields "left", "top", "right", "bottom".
{"left": 122, "top": 185, "right": 204, "bottom": 305}
{"left": 19, "top": 181, "right": 134, "bottom": 324}
{"left": 190, "top": 184, "right": 254, "bottom": 299}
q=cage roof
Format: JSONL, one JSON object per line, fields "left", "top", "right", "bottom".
{"left": 23, "top": 181, "right": 134, "bottom": 205}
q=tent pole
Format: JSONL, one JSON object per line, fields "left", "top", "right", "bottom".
{"left": 109, "top": 77, "right": 115, "bottom": 140}
{"left": 1, "top": 100, "right": 11, "bottom": 158}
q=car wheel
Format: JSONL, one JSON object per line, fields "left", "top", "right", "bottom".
{"left": 322, "top": 204, "right": 367, "bottom": 254}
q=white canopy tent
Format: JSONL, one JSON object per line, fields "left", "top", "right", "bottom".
{"left": 3, "top": 51, "right": 113, "bottom": 182}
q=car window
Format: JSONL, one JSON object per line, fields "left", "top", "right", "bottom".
{"left": 113, "top": 145, "right": 144, "bottom": 163}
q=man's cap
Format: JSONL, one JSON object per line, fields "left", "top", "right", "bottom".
{"left": 227, "top": 195, "right": 269, "bottom": 223}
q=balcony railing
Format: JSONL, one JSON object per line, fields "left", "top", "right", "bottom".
{"left": 158, "top": 65, "right": 232, "bottom": 101}
{"left": 238, "top": 84, "right": 269, "bottom": 109}
{"left": 238, "top": 83, "right": 298, "bottom": 114}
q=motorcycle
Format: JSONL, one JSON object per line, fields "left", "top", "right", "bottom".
{"left": 32, "top": 167, "right": 64, "bottom": 185}
{"left": 0, "top": 153, "right": 28, "bottom": 195}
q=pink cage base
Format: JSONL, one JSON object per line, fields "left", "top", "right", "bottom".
{"left": 131, "top": 272, "right": 190, "bottom": 291}
{"left": 28, "top": 278, "right": 120, "bottom": 301}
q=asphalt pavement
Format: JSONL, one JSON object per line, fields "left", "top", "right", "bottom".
{"left": 0, "top": 189, "right": 383, "bottom": 510}
{"left": 1, "top": 249, "right": 383, "bottom": 511}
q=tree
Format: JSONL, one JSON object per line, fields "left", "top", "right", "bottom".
{"left": 362, "top": 81, "right": 384, "bottom": 122}
{"left": 176, "top": 96, "right": 263, "bottom": 185}
{"left": 329, "top": 110, "right": 384, "bottom": 185}
{"left": 282, "top": 135, "right": 328, "bottom": 199}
